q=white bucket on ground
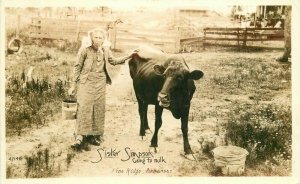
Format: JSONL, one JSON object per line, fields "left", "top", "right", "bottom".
{"left": 211, "top": 146, "right": 248, "bottom": 175}
{"left": 62, "top": 100, "right": 77, "bottom": 120}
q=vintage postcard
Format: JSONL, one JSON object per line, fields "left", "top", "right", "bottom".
{"left": 1, "top": 0, "right": 299, "bottom": 184}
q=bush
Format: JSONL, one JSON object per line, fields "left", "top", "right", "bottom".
{"left": 225, "top": 103, "right": 291, "bottom": 165}
{"left": 6, "top": 71, "right": 68, "bottom": 136}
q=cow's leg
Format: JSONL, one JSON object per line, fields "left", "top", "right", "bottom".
{"left": 143, "top": 105, "right": 152, "bottom": 134}
{"left": 181, "top": 106, "right": 197, "bottom": 161}
{"left": 143, "top": 106, "right": 152, "bottom": 134}
{"left": 137, "top": 99, "right": 148, "bottom": 140}
{"left": 149, "top": 105, "right": 163, "bottom": 153}
{"left": 181, "top": 117, "right": 192, "bottom": 154}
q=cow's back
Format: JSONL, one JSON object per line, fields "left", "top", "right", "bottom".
{"left": 128, "top": 45, "right": 168, "bottom": 79}
{"left": 129, "top": 54, "right": 165, "bottom": 104}
{"left": 128, "top": 45, "right": 170, "bottom": 104}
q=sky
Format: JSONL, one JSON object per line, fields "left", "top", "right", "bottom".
{"left": 2, "top": 0, "right": 259, "bottom": 15}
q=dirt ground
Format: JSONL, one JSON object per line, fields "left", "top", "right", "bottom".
{"left": 61, "top": 64, "right": 216, "bottom": 177}
{"left": 6, "top": 62, "right": 215, "bottom": 177}
{"left": 3, "top": 5, "right": 293, "bottom": 180}
{"left": 5, "top": 48, "right": 291, "bottom": 178}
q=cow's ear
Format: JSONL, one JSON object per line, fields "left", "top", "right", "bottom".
{"left": 188, "top": 70, "right": 204, "bottom": 80}
{"left": 153, "top": 65, "right": 166, "bottom": 75}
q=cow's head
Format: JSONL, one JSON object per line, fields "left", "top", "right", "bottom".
{"left": 154, "top": 58, "right": 203, "bottom": 118}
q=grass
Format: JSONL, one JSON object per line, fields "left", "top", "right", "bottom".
{"left": 5, "top": 7, "right": 292, "bottom": 177}
{"left": 24, "top": 148, "right": 60, "bottom": 178}
{"left": 210, "top": 57, "right": 290, "bottom": 95}
{"left": 183, "top": 50, "right": 291, "bottom": 176}
{"left": 6, "top": 139, "right": 78, "bottom": 178}
{"left": 66, "top": 151, "right": 76, "bottom": 169}
{"left": 23, "top": 147, "right": 77, "bottom": 178}
{"left": 5, "top": 32, "right": 291, "bottom": 177}
{"left": 5, "top": 38, "right": 124, "bottom": 136}
{"left": 5, "top": 39, "right": 126, "bottom": 177}
{"left": 245, "top": 159, "right": 291, "bottom": 176}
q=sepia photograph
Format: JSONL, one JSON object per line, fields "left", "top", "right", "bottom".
{"left": 1, "top": 0, "right": 299, "bottom": 184}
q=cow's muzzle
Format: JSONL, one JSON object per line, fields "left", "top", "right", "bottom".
{"left": 158, "top": 92, "right": 170, "bottom": 108}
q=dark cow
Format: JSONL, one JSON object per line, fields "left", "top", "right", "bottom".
{"left": 128, "top": 45, "right": 204, "bottom": 159}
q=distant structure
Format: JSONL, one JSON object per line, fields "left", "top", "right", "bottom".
{"left": 231, "top": 5, "right": 288, "bottom": 28}
{"left": 179, "top": 8, "right": 220, "bottom": 17}
{"left": 256, "top": 6, "right": 286, "bottom": 20}
{"left": 255, "top": 6, "right": 287, "bottom": 28}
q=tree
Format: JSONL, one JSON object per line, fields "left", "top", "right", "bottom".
{"left": 277, "top": 6, "right": 291, "bottom": 62}
{"left": 231, "top": 5, "right": 243, "bottom": 19}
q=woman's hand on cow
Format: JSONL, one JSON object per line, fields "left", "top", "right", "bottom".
{"left": 124, "top": 49, "right": 139, "bottom": 62}
{"left": 121, "top": 54, "right": 132, "bottom": 64}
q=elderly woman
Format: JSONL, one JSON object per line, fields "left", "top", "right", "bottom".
{"left": 68, "top": 28, "right": 131, "bottom": 151}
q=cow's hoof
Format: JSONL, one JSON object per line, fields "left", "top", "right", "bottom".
{"left": 149, "top": 147, "right": 159, "bottom": 154}
{"left": 184, "top": 154, "right": 198, "bottom": 161}
{"left": 145, "top": 129, "right": 152, "bottom": 134}
{"left": 139, "top": 136, "right": 147, "bottom": 141}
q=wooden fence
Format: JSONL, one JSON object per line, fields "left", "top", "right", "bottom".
{"left": 28, "top": 18, "right": 284, "bottom": 52}
{"left": 28, "top": 17, "right": 180, "bottom": 53}
{"left": 29, "top": 17, "right": 114, "bottom": 42}
{"left": 203, "top": 27, "right": 284, "bottom": 48}
{"left": 114, "top": 26, "right": 180, "bottom": 53}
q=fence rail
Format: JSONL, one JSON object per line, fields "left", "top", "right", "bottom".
{"left": 28, "top": 17, "right": 180, "bottom": 53}
{"left": 29, "top": 18, "right": 284, "bottom": 52}
{"left": 203, "top": 27, "right": 284, "bottom": 48}
{"left": 29, "top": 17, "right": 114, "bottom": 42}
{"left": 114, "top": 27, "right": 179, "bottom": 53}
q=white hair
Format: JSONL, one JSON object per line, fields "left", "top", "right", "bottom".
{"left": 87, "top": 28, "right": 111, "bottom": 48}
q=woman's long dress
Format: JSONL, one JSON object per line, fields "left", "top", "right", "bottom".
{"left": 76, "top": 48, "right": 106, "bottom": 136}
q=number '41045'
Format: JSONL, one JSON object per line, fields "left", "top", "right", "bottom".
{"left": 8, "top": 157, "right": 23, "bottom": 161}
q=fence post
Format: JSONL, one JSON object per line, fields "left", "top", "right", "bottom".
{"left": 243, "top": 28, "right": 247, "bottom": 47}
{"left": 203, "top": 28, "right": 206, "bottom": 50}
{"left": 237, "top": 27, "right": 240, "bottom": 50}
{"left": 175, "top": 28, "right": 181, "bottom": 53}
{"left": 75, "top": 19, "right": 81, "bottom": 42}
{"left": 16, "top": 14, "right": 21, "bottom": 38}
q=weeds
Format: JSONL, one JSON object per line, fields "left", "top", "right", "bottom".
{"left": 225, "top": 103, "right": 292, "bottom": 165}
{"left": 36, "top": 39, "right": 80, "bottom": 52}
{"left": 5, "top": 70, "right": 68, "bottom": 136}
{"left": 66, "top": 150, "right": 76, "bottom": 169}
{"left": 22, "top": 148, "right": 75, "bottom": 178}
{"left": 211, "top": 58, "right": 291, "bottom": 95}
{"left": 205, "top": 161, "right": 224, "bottom": 176}
{"left": 25, "top": 148, "right": 61, "bottom": 178}
{"left": 205, "top": 56, "right": 292, "bottom": 173}
{"left": 6, "top": 165, "right": 13, "bottom": 178}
